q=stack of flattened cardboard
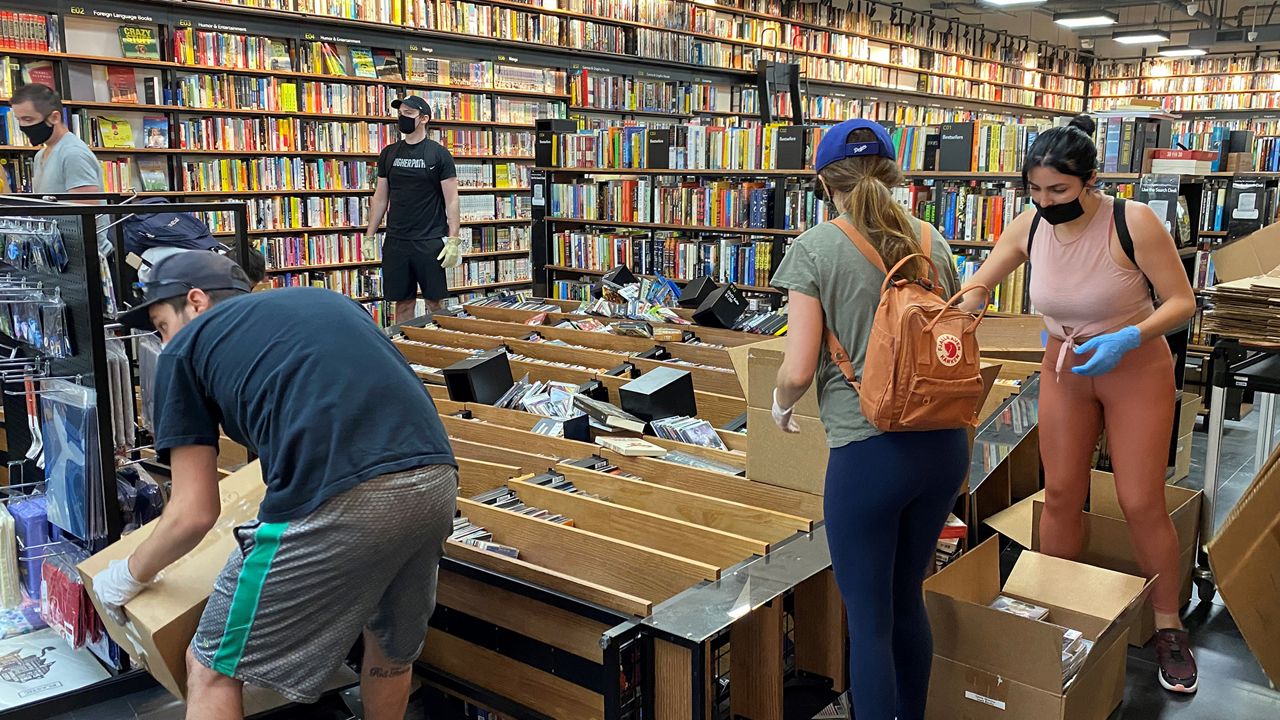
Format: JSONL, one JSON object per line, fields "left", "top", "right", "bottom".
{"left": 1203, "top": 221, "right": 1280, "bottom": 345}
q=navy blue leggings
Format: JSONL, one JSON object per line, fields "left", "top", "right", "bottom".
{"left": 824, "top": 428, "right": 969, "bottom": 720}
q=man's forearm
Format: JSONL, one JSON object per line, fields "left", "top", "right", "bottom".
{"left": 128, "top": 515, "right": 211, "bottom": 583}
{"left": 366, "top": 200, "right": 388, "bottom": 236}
{"left": 447, "top": 197, "right": 460, "bottom": 238}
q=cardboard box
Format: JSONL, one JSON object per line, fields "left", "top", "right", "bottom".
{"left": 81, "top": 464, "right": 266, "bottom": 699}
{"left": 976, "top": 315, "right": 1046, "bottom": 363}
{"left": 1211, "top": 221, "right": 1280, "bottom": 283}
{"left": 1172, "top": 431, "right": 1194, "bottom": 483}
{"left": 924, "top": 538, "right": 1151, "bottom": 720}
{"left": 1176, "top": 391, "right": 1200, "bottom": 439}
{"left": 1208, "top": 444, "right": 1280, "bottom": 685}
{"left": 985, "top": 471, "right": 1201, "bottom": 646}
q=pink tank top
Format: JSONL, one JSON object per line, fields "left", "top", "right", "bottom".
{"left": 1028, "top": 195, "right": 1154, "bottom": 376}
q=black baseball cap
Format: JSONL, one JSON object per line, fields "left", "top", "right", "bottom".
{"left": 120, "top": 251, "right": 253, "bottom": 331}
{"left": 391, "top": 95, "right": 432, "bottom": 117}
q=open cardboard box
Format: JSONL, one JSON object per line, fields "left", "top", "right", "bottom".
{"left": 731, "top": 337, "right": 1000, "bottom": 496}
{"left": 985, "top": 471, "right": 1201, "bottom": 646}
{"left": 924, "top": 538, "right": 1151, "bottom": 720}
{"left": 1211, "top": 221, "right": 1280, "bottom": 283}
{"left": 1208, "top": 444, "right": 1280, "bottom": 685}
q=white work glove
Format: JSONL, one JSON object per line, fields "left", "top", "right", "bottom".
{"left": 362, "top": 231, "right": 380, "bottom": 260}
{"left": 93, "top": 558, "right": 150, "bottom": 626}
{"left": 772, "top": 388, "right": 800, "bottom": 433}
{"left": 437, "top": 236, "right": 463, "bottom": 269}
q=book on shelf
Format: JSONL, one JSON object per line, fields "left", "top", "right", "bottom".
{"left": 118, "top": 25, "right": 160, "bottom": 60}
{"left": 373, "top": 49, "right": 401, "bottom": 80}
{"left": 97, "top": 116, "right": 135, "bottom": 149}
{"left": 269, "top": 40, "right": 292, "bottom": 71}
{"left": 0, "top": 11, "right": 50, "bottom": 52}
{"left": 142, "top": 117, "right": 168, "bottom": 149}
{"left": 138, "top": 157, "right": 168, "bottom": 192}
{"left": 20, "top": 60, "right": 54, "bottom": 90}
{"left": 349, "top": 47, "right": 377, "bottom": 79}
{"left": 106, "top": 66, "right": 138, "bottom": 103}
{"left": 596, "top": 437, "right": 667, "bottom": 457}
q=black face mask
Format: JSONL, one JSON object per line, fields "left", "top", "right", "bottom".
{"left": 397, "top": 115, "right": 419, "bottom": 135}
{"left": 1033, "top": 196, "right": 1086, "bottom": 225}
{"left": 19, "top": 116, "right": 54, "bottom": 145}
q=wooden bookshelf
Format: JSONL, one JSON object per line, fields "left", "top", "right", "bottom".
{"left": 545, "top": 218, "right": 801, "bottom": 236}
{"left": 538, "top": 166, "right": 812, "bottom": 176}
{"left": 265, "top": 249, "right": 529, "bottom": 273}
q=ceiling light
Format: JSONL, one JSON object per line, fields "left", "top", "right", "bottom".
{"left": 1054, "top": 10, "right": 1120, "bottom": 28}
{"left": 1158, "top": 45, "right": 1207, "bottom": 56}
{"left": 979, "top": 0, "right": 1047, "bottom": 6}
{"left": 1112, "top": 30, "right": 1172, "bottom": 44}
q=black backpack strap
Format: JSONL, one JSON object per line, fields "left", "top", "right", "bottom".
{"left": 1113, "top": 198, "right": 1157, "bottom": 300}
{"left": 1027, "top": 212, "right": 1041, "bottom": 258}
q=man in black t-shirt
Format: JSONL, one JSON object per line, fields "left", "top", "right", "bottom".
{"left": 367, "top": 95, "right": 462, "bottom": 323}
{"left": 93, "top": 252, "right": 458, "bottom": 719}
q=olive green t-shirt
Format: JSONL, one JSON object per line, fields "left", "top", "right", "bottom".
{"left": 770, "top": 214, "right": 961, "bottom": 449}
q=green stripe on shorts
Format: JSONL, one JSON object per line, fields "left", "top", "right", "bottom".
{"left": 211, "top": 521, "right": 288, "bottom": 676}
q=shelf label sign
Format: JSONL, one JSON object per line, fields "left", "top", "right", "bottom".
{"left": 407, "top": 44, "right": 433, "bottom": 54}
{"left": 497, "top": 54, "right": 520, "bottom": 64}
{"left": 82, "top": 8, "right": 157, "bottom": 23}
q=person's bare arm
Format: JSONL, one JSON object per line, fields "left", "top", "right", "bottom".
{"left": 958, "top": 209, "right": 1035, "bottom": 312}
{"left": 774, "top": 291, "right": 823, "bottom": 409}
{"left": 366, "top": 178, "right": 390, "bottom": 236}
{"left": 442, "top": 177, "right": 460, "bottom": 237}
{"left": 1127, "top": 202, "right": 1196, "bottom": 341}
{"left": 128, "top": 445, "right": 221, "bottom": 583}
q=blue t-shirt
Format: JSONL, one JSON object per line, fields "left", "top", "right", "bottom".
{"left": 152, "top": 287, "right": 456, "bottom": 522}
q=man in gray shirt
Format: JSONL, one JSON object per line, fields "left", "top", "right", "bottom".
{"left": 11, "top": 83, "right": 111, "bottom": 253}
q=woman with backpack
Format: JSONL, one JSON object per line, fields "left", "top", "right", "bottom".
{"left": 959, "top": 115, "right": 1199, "bottom": 694}
{"left": 770, "top": 119, "right": 972, "bottom": 720}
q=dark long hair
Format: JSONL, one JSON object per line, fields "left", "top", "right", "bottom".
{"left": 1021, "top": 115, "right": 1098, "bottom": 189}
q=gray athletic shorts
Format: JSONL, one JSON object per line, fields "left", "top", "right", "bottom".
{"left": 190, "top": 464, "right": 458, "bottom": 703}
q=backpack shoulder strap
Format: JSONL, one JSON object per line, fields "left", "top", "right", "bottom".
{"left": 1113, "top": 197, "right": 1136, "bottom": 266}
{"left": 1027, "top": 211, "right": 1042, "bottom": 257}
{"left": 831, "top": 216, "right": 887, "bottom": 274}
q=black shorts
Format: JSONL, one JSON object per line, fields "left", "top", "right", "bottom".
{"left": 383, "top": 237, "right": 447, "bottom": 302}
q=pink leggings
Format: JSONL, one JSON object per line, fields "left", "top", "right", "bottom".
{"left": 1039, "top": 335, "right": 1182, "bottom": 615}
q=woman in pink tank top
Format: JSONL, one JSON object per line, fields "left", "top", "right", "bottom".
{"left": 962, "top": 115, "right": 1199, "bottom": 695}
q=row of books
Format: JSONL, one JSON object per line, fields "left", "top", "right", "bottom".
{"left": 1095, "top": 116, "right": 1173, "bottom": 175}
{"left": 430, "top": 128, "right": 535, "bottom": 156}
{"left": 549, "top": 178, "right": 826, "bottom": 231}
{"left": 266, "top": 267, "right": 384, "bottom": 298}
{"left": 897, "top": 183, "right": 1031, "bottom": 245}
{"left": 254, "top": 233, "right": 382, "bottom": 271}
{"left": 456, "top": 162, "right": 530, "bottom": 189}
{"left": 550, "top": 230, "right": 779, "bottom": 287}
{"left": 174, "top": 74, "right": 396, "bottom": 116}
{"left": 890, "top": 121, "right": 1050, "bottom": 174}
{"left": 197, "top": 0, "right": 1085, "bottom": 81}
{"left": 434, "top": 3, "right": 628, "bottom": 53}
{"left": 1094, "top": 56, "right": 1280, "bottom": 80}
{"left": 445, "top": 257, "right": 533, "bottom": 288}
{"left": 545, "top": 124, "right": 817, "bottom": 170}
{"left": 954, "top": 250, "right": 1031, "bottom": 315}
{"left": 172, "top": 116, "right": 399, "bottom": 154}
{"left": 569, "top": 70, "right": 737, "bottom": 116}
{"left": 0, "top": 11, "right": 52, "bottom": 52}
{"left": 1094, "top": 93, "right": 1280, "bottom": 113}
{"left": 464, "top": 225, "right": 532, "bottom": 253}
{"left": 178, "top": 157, "right": 376, "bottom": 193}
{"left": 458, "top": 194, "right": 532, "bottom": 222}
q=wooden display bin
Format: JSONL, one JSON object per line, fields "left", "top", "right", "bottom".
{"left": 417, "top": 413, "right": 843, "bottom": 720}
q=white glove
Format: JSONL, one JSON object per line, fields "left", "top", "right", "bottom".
{"left": 437, "top": 236, "right": 462, "bottom": 269}
{"left": 93, "top": 558, "right": 150, "bottom": 625}
{"left": 772, "top": 388, "right": 800, "bottom": 433}
{"left": 362, "top": 231, "right": 380, "bottom": 260}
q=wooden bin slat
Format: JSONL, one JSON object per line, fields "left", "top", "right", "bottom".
{"left": 457, "top": 457, "right": 520, "bottom": 498}
{"left": 602, "top": 452, "right": 824, "bottom": 522}
{"left": 449, "top": 438, "right": 561, "bottom": 473}
{"left": 556, "top": 465, "right": 803, "bottom": 543}
{"left": 459, "top": 498, "right": 719, "bottom": 602}
{"left": 436, "top": 569, "right": 610, "bottom": 663}
{"left": 421, "top": 631, "right": 605, "bottom": 720}
{"left": 445, "top": 540, "right": 651, "bottom": 617}
{"left": 509, "top": 477, "right": 767, "bottom": 568}
{"left": 401, "top": 325, "right": 506, "bottom": 351}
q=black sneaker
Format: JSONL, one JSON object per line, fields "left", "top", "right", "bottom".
{"left": 1155, "top": 628, "right": 1199, "bottom": 694}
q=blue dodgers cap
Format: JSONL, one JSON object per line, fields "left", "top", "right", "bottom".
{"left": 813, "top": 119, "right": 897, "bottom": 172}
{"left": 120, "top": 250, "right": 253, "bottom": 330}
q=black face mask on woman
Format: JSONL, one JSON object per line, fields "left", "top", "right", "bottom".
{"left": 397, "top": 115, "right": 419, "bottom": 135}
{"left": 1033, "top": 195, "right": 1086, "bottom": 225}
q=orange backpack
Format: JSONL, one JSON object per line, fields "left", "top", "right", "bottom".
{"left": 824, "top": 217, "right": 990, "bottom": 431}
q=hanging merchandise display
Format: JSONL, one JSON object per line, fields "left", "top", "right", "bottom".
{"left": 39, "top": 546, "right": 99, "bottom": 649}
{"left": 0, "top": 217, "right": 69, "bottom": 274}
{"left": 136, "top": 334, "right": 162, "bottom": 434}
{"left": 6, "top": 495, "right": 48, "bottom": 600}
{"left": 0, "top": 286, "right": 74, "bottom": 360}
{"left": 105, "top": 338, "right": 134, "bottom": 455}
{"left": 39, "top": 380, "right": 103, "bottom": 543}
{"left": 0, "top": 510, "right": 20, "bottom": 609}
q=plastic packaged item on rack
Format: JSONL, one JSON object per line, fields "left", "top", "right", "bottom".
{"left": 137, "top": 334, "right": 161, "bottom": 433}
{"left": 39, "top": 292, "right": 73, "bottom": 359}
{"left": 105, "top": 339, "right": 133, "bottom": 453}
{"left": 0, "top": 509, "right": 20, "bottom": 609}
{"left": 0, "top": 219, "right": 69, "bottom": 274}
{"left": 116, "top": 474, "right": 138, "bottom": 533}
{"left": 40, "top": 381, "right": 103, "bottom": 543}
{"left": 0, "top": 593, "right": 47, "bottom": 640}
{"left": 100, "top": 254, "right": 118, "bottom": 317}
{"left": 38, "top": 544, "right": 98, "bottom": 649}
{"left": 134, "top": 468, "right": 166, "bottom": 525}
{"left": 7, "top": 495, "right": 48, "bottom": 599}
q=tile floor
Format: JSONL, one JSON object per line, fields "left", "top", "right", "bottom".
{"left": 49, "top": 414, "right": 1280, "bottom": 720}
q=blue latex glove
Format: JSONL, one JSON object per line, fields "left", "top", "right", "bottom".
{"left": 1072, "top": 326, "right": 1142, "bottom": 377}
